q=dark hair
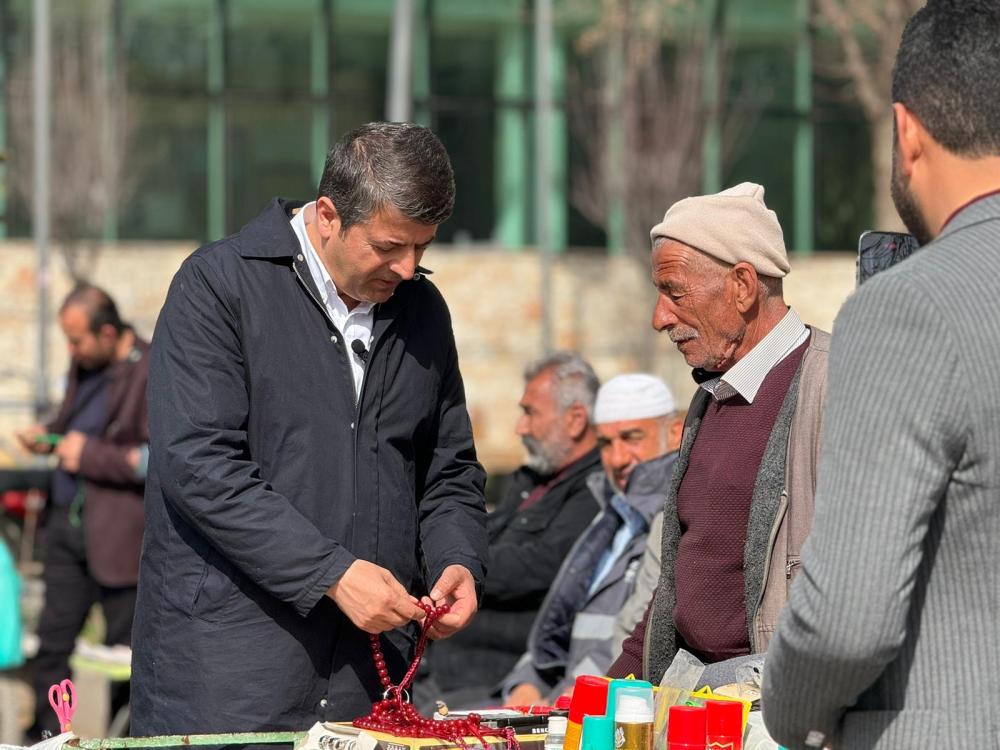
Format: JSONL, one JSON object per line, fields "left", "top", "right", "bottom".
{"left": 60, "top": 283, "right": 125, "bottom": 335}
{"left": 892, "top": 0, "right": 1000, "bottom": 157}
{"left": 317, "top": 122, "right": 456, "bottom": 233}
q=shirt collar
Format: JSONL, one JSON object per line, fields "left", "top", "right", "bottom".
{"left": 290, "top": 201, "right": 374, "bottom": 315}
{"left": 695, "top": 307, "right": 808, "bottom": 404}
{"left": 609, "top": 492, "right": 647, "bottom": 534}
{"left": 939, "top": 187, "right": 1000, "bottom": 234}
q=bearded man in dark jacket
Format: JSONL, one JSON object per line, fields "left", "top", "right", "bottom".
{"left": 416, "top": 352, "right": 601, "bottom": 710}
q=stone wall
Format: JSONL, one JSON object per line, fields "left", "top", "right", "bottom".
{"left": 0, "top": 241, "right": 857, "bottom": 472}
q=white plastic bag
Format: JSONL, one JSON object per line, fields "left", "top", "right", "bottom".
{"left": 652, "top": 649, "right": 705, "bottom": 750}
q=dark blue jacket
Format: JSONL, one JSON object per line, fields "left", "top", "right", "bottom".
{"left": 131, "top": 199, "right": 487, "bottom": 734}
{"left": 503, "top": 451, "right": 677, "bottom": 701}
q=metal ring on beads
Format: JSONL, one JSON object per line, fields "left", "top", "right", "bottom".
{"left": 382, "top": 687, "right": 411, "bottom": 703}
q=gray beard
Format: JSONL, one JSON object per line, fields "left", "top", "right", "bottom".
{"left": 522, "top": 435, "right": 568, "bottom": 476}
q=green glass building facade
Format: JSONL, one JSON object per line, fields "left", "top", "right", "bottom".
{"left": 0, "top": 0, "right": 873, "bottom": 252}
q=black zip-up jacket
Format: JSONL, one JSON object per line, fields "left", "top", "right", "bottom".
{"left": 131, "top": 199, "right": 487, "bottom": 734}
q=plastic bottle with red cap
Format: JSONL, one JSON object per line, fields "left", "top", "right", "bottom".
{"left": 666, "top": 705, "right": 706, "bottom": 750}
{"left": 564, "top": 675, "right": 609, "bottom": 750}
{"left": 705, "top": 700, "right": 743, "bottom": 750}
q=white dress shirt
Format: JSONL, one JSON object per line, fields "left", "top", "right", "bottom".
{"left": 290, "top": 202, "right": 374, "bottom": 399}
{"left": 697, "top": 307, "right": 809, "bottom": 404}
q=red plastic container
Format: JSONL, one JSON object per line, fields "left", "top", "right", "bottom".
{"left": 565, "top": 675, "right": 609, "bottom": 750}
{"left": 705, "top": 700, "right": 743, "bottom": 750}
{"left": 666, "top": 705, "right": 706, "bottom": 750}
{"left": 568, "top": 676, "right": 609, "bottom": 724}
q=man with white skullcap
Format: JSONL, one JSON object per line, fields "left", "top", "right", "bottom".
{"left": 503, "top": 374, "right": 683, "bottom": 705}
{"left": 608, "top": 183, "right": 830, "bottom": 688}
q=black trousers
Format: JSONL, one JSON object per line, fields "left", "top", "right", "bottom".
{"left": 30, "top": 508, "right": 136, "bottom": 738}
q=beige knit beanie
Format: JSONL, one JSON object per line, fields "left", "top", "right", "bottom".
{"left": 649, "top": 182, "right": 791, "bottom": 278}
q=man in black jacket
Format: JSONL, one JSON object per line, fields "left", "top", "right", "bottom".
{"left": 417, "top": 352, "right": 601, "bottom": 710}
{"left": 131, "top": 123, "right": 488, "bottom": 733}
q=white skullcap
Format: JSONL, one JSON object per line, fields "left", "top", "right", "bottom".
{"left": 594, "top": 373, "right": 676, "bottom": 424}
{"left": 649, "top": 182, "right": 791, "bottom": 278}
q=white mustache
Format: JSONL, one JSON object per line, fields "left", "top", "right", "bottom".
{"left": 668, "top": 327, "right": 699, "bottom": 344}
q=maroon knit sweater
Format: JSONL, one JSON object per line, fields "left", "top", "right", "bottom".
{"left": 673, "top": 340, "right": 806, "bottom": 661}
{"left": 608, "top": 340, "right": 807, "bottom": 676}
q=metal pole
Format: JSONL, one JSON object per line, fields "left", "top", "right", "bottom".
{"left": 310, "top": 0, "right": 332, "bottom": 186}
{"left": 33, "top": 0, "right": 51, "bottom": 418}
{"left": 412, "top": 0, "right": 432, "bottom": 127}
{"left": 701, "top": 0, "right": 724, "bottom": 195}
{"left": 605, "top": 15, "right": 625, "bottom": 255}
{"left": 102, "top": 0, "right": 121, "bottom": 243}
{"left": 386, "top": 0, "right": 414, "bottom": 122}
{"left": 793, "top": 0, "right": 814, "bottom": 254}
{"left": 534, "top": 0, "right": 553, "bottom": 355}
{"left": 0, "top": 0, "right": 9, "bottom": 239}
{"left": 206, "top": 0, "right": 226, "bottom": 241}
{"left": 494, "top": 22, "right": 527, "bottom": 248}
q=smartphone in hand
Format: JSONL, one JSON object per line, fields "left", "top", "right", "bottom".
{"left": 856, "top": 230, "right": 921, "bottom": 286}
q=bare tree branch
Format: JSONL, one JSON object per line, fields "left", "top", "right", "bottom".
{"left": 814, "top": 0, "right": 923, "bottom": 228}
{"left": 816, "top": 0, "right": 883, "bottom": 118}
{"left": 6, "top": 0, "right": 136, "bottom": 281}
{"left": 567, "top": 0, "right": 766, "bottom": 258}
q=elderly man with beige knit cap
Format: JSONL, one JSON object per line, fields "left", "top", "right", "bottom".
{"left": 607, "top": 182, "right": 830, "bottom": 688}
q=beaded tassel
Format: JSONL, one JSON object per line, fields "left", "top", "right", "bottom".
{"left": 353, "top": 602, "right": 519, "bottom": 750}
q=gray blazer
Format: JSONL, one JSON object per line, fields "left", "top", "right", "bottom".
{"left": 762, "top": 194, "right": 1000, "bottom": 749}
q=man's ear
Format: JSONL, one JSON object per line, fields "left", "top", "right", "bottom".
{"left": 563, "top": 404, "right": 590, "bottom": 442}
{"left": 894, "top": 102, "right": 924, "bottom": 177}
{"left": 730, "top": 262, "right": 760, "bottom": 314}
{"left": 667, "top": 416, "right": 684, "bottom": 452}
{"left": 315, "top": 197, "right": 342, "bottom": 240}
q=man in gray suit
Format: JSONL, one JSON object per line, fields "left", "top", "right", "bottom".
{"left": 763, "top": 2, "right": 1000, "bottom": 748}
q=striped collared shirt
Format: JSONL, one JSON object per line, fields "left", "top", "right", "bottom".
{"left": 697, "top": 308, "right": 809, "bottom": 403}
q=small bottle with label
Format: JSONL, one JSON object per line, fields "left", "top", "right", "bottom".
{"left": 546, "top": 715, "right": 569, "bottom": 750}
{"left": 613, "top": 686, "right": 655, "bottom": 750}
{"left": 580, "top": 715, "right": 615, "bottom": 750}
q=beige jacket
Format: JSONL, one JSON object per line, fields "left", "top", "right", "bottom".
{"left": 754, "top": 327, "right": 829, "bottom": 651}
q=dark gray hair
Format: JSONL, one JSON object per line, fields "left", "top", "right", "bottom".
{"left": 524, "top": 351, "right": 600, "bottom": 421}
{"left": 317, "top": 122, "right": 456, "bottom": 234}
{"left": 892, "top": 0, "right": 1000, "bottom": 157}
{"left": 60, "top": 283, "right": 125, "bottom": 335}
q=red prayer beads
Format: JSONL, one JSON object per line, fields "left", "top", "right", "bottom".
{"left": 353, "top": 602, "right": 519, "bottom": 750}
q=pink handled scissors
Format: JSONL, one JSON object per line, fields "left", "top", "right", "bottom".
{"left": 48, "top": 678, "right": 77, "bottom": 733}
